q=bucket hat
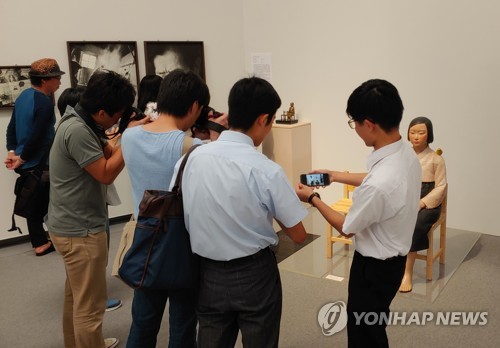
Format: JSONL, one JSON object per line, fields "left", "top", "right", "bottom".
{"left": 29, "top": 58, "right": 65, "bottom": 78}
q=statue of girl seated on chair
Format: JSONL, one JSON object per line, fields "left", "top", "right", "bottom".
{"left": 399, "top": 116, "right": 447, "bottom": 293}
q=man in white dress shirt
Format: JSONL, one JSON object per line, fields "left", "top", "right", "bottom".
{"left": 180, "top": 77, "right": 308, "bottom": 348}
{"left": 296, "top": 79, "right": 421, "bottom": 348}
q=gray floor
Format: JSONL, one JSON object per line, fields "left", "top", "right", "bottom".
{"left": 281, "top": 207, "right": 481, "bottom": 303}
{"left": 0, "top": 212, "right": 498, "bottom": 347}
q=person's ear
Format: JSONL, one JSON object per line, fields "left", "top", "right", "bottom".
{"left": 94, "top": 109, "right": 107, "bottom": 121}
{"left": 188, "top": 101, "right": 196, "bottom": 113}
{"left": 257, "top": 113, "right": 269, "bottom": 127}
{"left": 364, "top": 119, "right": 377, "bottom": 132}
{"left": 186, "top": 101, "right": 202, "bottom": 119}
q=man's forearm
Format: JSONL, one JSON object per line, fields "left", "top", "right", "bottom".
{"left": 104, "top": 146, "right": 125, "bottom": 182}
{"left": 310, "top": 195, "right": 353, "bottom": 237}
{"left": 332, "top": 171, "right": 367, "bottom": 187}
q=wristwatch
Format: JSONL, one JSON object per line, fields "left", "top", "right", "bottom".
{"left": 308, "top": 192, "right": 321, "bottom": 206}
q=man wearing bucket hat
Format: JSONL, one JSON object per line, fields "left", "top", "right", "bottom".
{"left": 5, "top": 58, "right": 64, "bottom": 257}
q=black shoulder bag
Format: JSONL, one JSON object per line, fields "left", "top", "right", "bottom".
{"left": 8, "top": 151, "right": 50, "bottom": 234}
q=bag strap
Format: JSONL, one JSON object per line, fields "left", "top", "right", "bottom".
{"left": 154, "top": 143, "right": 201, "bottom": 230}
{"left": 8, "top": 213, "right": 22, "bottom": 234}
{"left": 172, "top": 144, "right": 201, "bottom": 195}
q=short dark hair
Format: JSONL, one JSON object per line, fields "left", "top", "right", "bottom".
{"left": 156, "top": 69, "right": 209, "bottom": 117}
{"left": 228, "top": 77, "right": 281, "bottom": 131}
{"left": 346, "top": 79, "right": 404, "bottom": 132}
{"left": 408, "top": 116, "right": 434, "bottom": 143}
{"left": 57, "top": 86, "right": 86, "bottom": 115}
{"left": 29, "top": 76, "right": 48, "bottom": 87}
{"left": 137, "top": 75, "right": 162, "bottom": 112}
{"left": 79, "top": 70, "right": 136, "bottom": 116}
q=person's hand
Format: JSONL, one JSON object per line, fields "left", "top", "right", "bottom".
{"left": 5, "top": 151, "right": 15, "bottom": 169}
{"left": 208, "top": 113, "right": 229, "bottom": 141}
{"left": 310, "top": 169, "right": 334, "bottom": 184}
{"left": 211, "top": 112, "right": 228, "bottom": 129}
{"left": 128, "top": 114, "right": 151, "bottom": 128}
{"left": 9, "top": 155, "right": 24, "bottom": 170}
{"left": 296, "top": 183, "right": 315, "bottom": 203}
{"left": 4, "top": 157, "right": 14, "bottom": 169}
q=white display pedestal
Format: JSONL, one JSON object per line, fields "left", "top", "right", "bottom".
{"left": 262, "top": 121, "right": 312, "bottom": 185}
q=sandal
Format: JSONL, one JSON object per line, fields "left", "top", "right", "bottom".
{"left": 35, "top": 242, "right": 55, "bottom": 256}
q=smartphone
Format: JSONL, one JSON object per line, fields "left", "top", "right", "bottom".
{"left": 300, "top": 173, "right": 331, "bottom": 187}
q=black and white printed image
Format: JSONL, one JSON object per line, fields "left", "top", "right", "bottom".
{"left": 306, "top": 174, "right": 325, "bottom": 186}
{"left": 67, "top": 41, "right": 139, "bottom": 88}
{"left": 144, "top": 41, "right": 205, "bottom": 80}
{"left": 0, "top": 66, "right": 31, "bottom": 108}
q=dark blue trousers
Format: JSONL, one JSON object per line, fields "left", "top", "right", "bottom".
{"left": 126, "top": 287, "right": 197, "bottom": 348}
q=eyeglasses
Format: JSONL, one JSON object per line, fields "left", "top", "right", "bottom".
{"left": 348, "top": 119, "right": 356, "bottom": 129}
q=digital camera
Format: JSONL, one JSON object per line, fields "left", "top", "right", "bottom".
{"left": 193, "top": 106, "right": 223, "bottom": 131}
{"left": 117, "top": 106, "right": 146, "bottom": 134}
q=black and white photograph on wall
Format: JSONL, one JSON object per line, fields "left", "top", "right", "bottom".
{"left": 0, "top": 66, "right": 31, "bottom": 108}
{"left": 144, "top": 41, "right": 205, "bottom": 80}
{"left": 67, "top": 41, "right": 139, "bottom": 88}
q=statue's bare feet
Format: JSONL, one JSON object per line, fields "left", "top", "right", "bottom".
{"left": 399, "top": 273, "right": 413, "bottom": 293}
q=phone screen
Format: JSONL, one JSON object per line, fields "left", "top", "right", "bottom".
{"left": 301, "top": 173, "right": 330, "bottom": 186}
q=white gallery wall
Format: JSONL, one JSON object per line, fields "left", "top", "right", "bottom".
{"left": 0, "top": 0, "right": 498, "bottom": 241}
{"left": 242, "top": 0, "right": 500, "bottom": 236}
{"left": 0, "top": 0, "right": 246, "bottom": 241}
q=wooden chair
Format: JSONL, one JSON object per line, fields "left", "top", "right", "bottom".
{"left": 415, "top": 151, "right": 447, "bottom": 281}
{"left": 326, "top": 177, "right": 355, "bottom": 258}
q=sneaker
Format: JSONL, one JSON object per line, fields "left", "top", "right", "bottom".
{"left": 104, "top": 337, "right": 119, "bottom": 348}
{"left": 105, "top": 298, "right": 122, "bottom": 312}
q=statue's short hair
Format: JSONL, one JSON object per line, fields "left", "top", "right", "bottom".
{"left": 408, "top": 116, "right": 434, "bottom": 143}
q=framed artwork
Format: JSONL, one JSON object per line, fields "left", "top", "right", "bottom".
{"left": 67, "top": 41, "right": 139, "bottom": 89}
{"left": 0, "top": 66, "right": 31, "bottom": 108}
{"left": 144, "top": 41, "right": 205, "bottom": 80}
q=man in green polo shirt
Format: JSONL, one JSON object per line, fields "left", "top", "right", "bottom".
{"left": 46, "top": 71, "right": 146, "bottom": 348}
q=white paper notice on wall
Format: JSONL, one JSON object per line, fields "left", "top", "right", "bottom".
{"left": 251, "top": 53, "right": 272, "bottom": 82}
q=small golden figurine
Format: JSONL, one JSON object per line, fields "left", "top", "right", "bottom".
{"left": 276, "top": 102, "right": 298, "bottom": 124}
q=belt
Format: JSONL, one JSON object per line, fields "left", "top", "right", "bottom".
{"left": 384, "top": 254, "right": 405, "bottom": 261}
{"left": 355, "top": 250, "right": 405, "bottom": 262}
{"left": 201, "top": 247, "right": 271, "bottom": 265}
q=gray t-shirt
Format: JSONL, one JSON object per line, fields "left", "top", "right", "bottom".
{"left": 45, "top": 107, "right": 107, "bottom": 236}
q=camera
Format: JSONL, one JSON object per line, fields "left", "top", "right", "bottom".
{"left": 300, "top": 173, "right": 331, "bottom": 187}
{"left": 193, "top": 106, "right": 223, "bottom": 131}
{"left": 116, "top": 106, "right": 146, "bottom": 135}
{"left": 191, "top": 106, "right": 226, "bottom": 139}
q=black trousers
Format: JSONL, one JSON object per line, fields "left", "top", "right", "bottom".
{"left": 16, "top": 167, "right": 49, "bottom": 248}
{"left": 347, "top": 251, "right": 406, "bottom": 348}
{"left": 26, "top": 216, "right": 49, "bottom": 248}
{"left": 197, "top": 247, "right": 282, "bottom": 348}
